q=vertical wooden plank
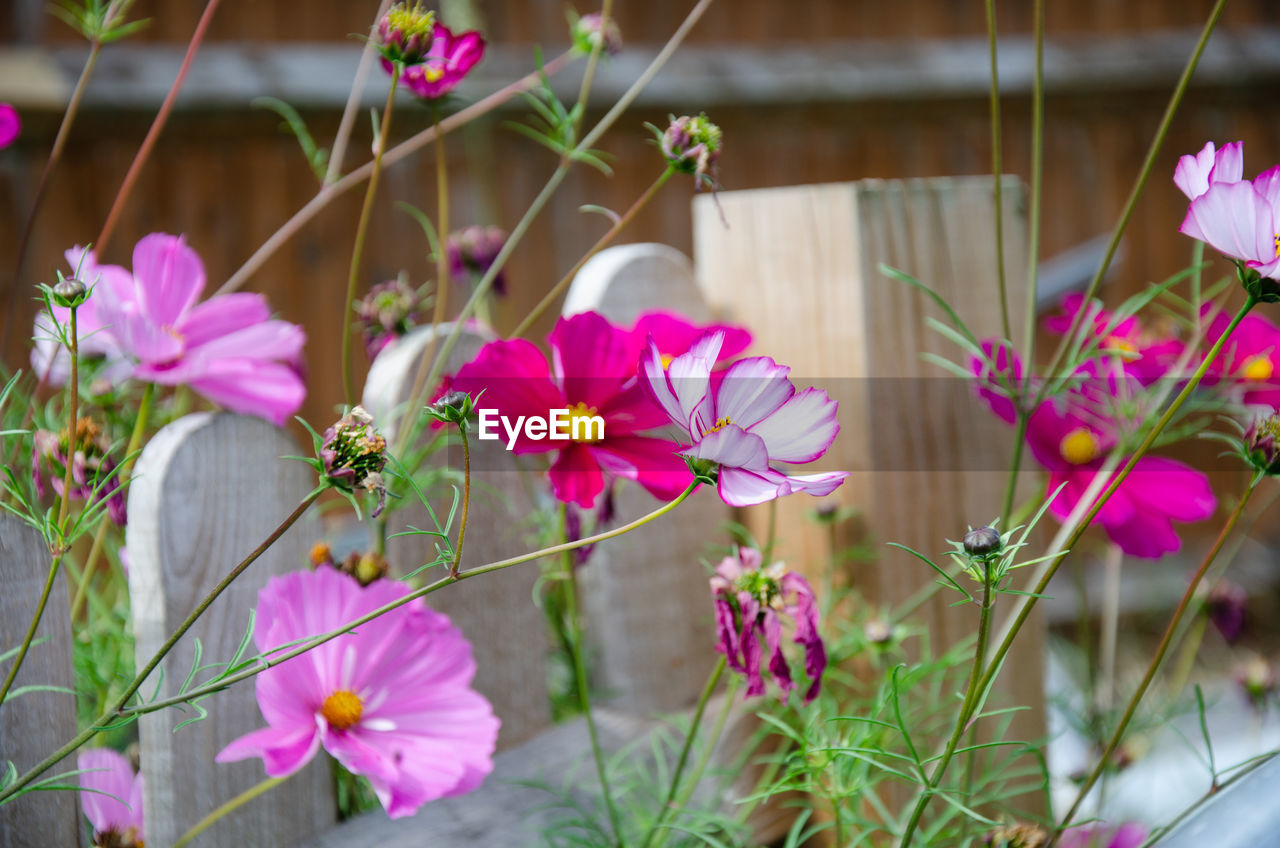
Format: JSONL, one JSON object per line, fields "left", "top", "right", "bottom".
{"left": 362, "top": 323, "right": 552, "bottom": 747}
{"left": 0, "top": 516, "right": 81, "bottom": 848}
{"left": 127, "top": 413, "right": 336, "bottom": 847}
{"left": 692, "top": 176, "right": 1046, "bottom": 760}
{"left": 560, "top": 244, "right": 729, "bottom": 713}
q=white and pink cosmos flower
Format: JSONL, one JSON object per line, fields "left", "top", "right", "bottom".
{"left": 1178, "top": 140, "right": 1280, "bottom": 280}
{"left": 642, "top": 330, "right": 848, "bottom": 506}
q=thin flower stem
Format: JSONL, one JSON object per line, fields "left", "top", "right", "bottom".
{"left": 897, "top": 571, "right": 993, "bottom": 847}
{"left": 639, "top": 656, "right": 727, "bottom": 848}
{"left": 1037, "top": 0, "right": 1229, "bottom": 388}
{"left": 1, "top": 43, "right": 101, "bottom": 355}
{"left": 1022, "top": 0, "right": 1044, "bottom": 370}
{"left": 983, "top": 0, "right": 1011, "bottom": 343}
{"left": 171, "top": 774, "right": 290, "bottom": 848}
{"left": 562, "top": 533, "right": 626, "bottom": 847}
{"left": 325, "top": 0, "right": 394, "bottom": 185}
{"left": 216, "top": 51, "right": 576, "bottom": 297}
{"left": 70, "top": 381, "right": 155, "bottom": 620}
{"left": 508, "top": 167, "right": 674, "bottom": 340}
{"left": 573, "top": 0, "right": 613, "bottom": 132}
{"left": 1, "top": 482, "right": 700, "bottom": 801}
{"left": 999, "top": 410, "right": 1028, "bottom": 526}
{"left": 1051, "top": 481, "right": 1257, "bottom": 842}
{"left": 95, "top": 0, "right": 223, "bottom": 254}
{"left": 57, "top": 305, "right": 79, "bottom": 533}
{"left": 901, "top": 296, "right": 1255, "bottom": 835}
{"left": 342, "top": 64, "right": 400, "bottom": 406}
{"left": 1096, "top": 543, "right": 1124, "bottom": 712}
{"left": 449, "top": 427, "right": 470, "bottom": 579}
{"left": 0, "top": 552, "right": 65, "bottom": 710}
{"left": 669, "top": 673, "right": 739, "bottom": 828}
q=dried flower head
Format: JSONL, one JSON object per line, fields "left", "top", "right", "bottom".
{"left": 1244, "top": 413, "right": 1280, "bottom": 475}
{"left": 32, "top": 417, "right": 126, "bottom": 526}
{"left": 354, "top": 277, "right": 431, "bottom": 359}
{"left": 570, "top": 10, "right": 622, "bottom": 56}
{"left": 660, "top": 113, "right": 722, "bottom": 190}
{"left": 984, "top": 823, "right": 1050, "bottom": 848}
{"left": 320, "top": 406, "right": 388, "bottom": 516}
{"left": 376, "top": 1, "right": 436, "bottom": 65}
{"left": 447, "top": 225, "right": 508, "bottom": 295}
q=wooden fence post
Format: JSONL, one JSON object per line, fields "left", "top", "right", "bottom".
{"left": 561, "top": 244, "right": 730, "bottom": 713}
{"left": 127, "top": 412, "right": 336, "bottom": 847}
{"left": 363, "top": 323, "right": 552, "bottom": 747}
{"left": 693, "top": 177, "right": 1046, "bottom": 762}
{"left": 0, "top": 516, "right": 81, "bottom": 847}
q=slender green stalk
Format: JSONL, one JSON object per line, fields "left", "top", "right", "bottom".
{"left": 573, "top": 0, "right": 613, "bottom": 133}
{"left": 325, "top": 0, "right": 394, "bottom": 185}
{"left": 57, "top": 305, "right": 80, "bottom": 533}
{"left": 640, "top": 656, "right": 727, "bottom": 848}
{"left": 898, "top": 570, "right": 994, "bottom": 847}
{"left": 999, "top": 411, "right": 1028, "bottom": 527}
{"left": 983, "top": 0, "right": 1011, "bottom": 343}
{"left": 509, "top": 167, "right": 674, "bottom": 340}
{"left": 0, "top": 552, "right": 65, "bottom": 709}
{"left": 70, "top": 381, "right": 155, "bottom": 619}
{"left": 341, "top": 64, "right": 400, "bottom": 406}
{"left": 1037, "top": 0, "right": 1229, "bottom": 387}
{"left": 171, "top": 775, "right": 289, "bottom": 848}
{"left": 1052, "top": 481, "right": 1257, "bottom": 841}
{"left": 449, "top": 427, "right": 470, "bottom": 579}
{"left": 671, "top": 674, "right": 739, "bottom": 814}
{"left": 1096, "top": 544, "right": 1124, "bottom": 711}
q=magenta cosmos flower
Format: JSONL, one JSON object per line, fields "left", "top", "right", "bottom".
{"left": 390, "top": 22, "right": 485, "bottom": 100}
{"left": 1201, "top": 305, "right": 1280, "bottom": 407}
{"left": 217, "top": 566, "right": 499, "bottom": 819}
{"left": 970, "top": 338, "right": 1026, "bottom": 424}
{"left": 83, "top": 233, "right": 305, "bottom": 425}
{"left": 626, "top": 310, "right": 751, "bottom": 368}
{"left": 453, "top": 311, "right": 692, "bottom": 508}
{"left": 0, "top": 103, "right": 19, "bottom": 148}
{"left": 1179, "top": 140, "right": 1280, "bottom": 280}
{"left": 1059, "top": 822, "right": 1147, "bottom": 848}
{"left": 643, "top": 330, "right": 847, "bottom": 507}
{"left": 1043, "top": 293, "right": 1185, "bottom": 385}
{"left": 77, "top": 747, "right": 144, "bottom": 848}
{"left": 712, "top": 548, "right": 826, "bottom": 703}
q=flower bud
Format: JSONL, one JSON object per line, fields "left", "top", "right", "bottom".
{"left": 570, "top": 11, "right": 622, "bottom": 56}
{"left": 427, "top": 390, "right": 474, "bottom": 427}
{"left": 446, "top": 225, "right": 509, "bottom": 295}
{"left": 310, "top": 542, "right": 334, "bottom": 567}
{"left": 1235, "top": 654, "right": 1276, "bottom": 711}
{"left": 1244, "top": 413, "right": 1280, "bottom": 475}
{"left": 354, "top": 278, "right": 431, "bottom": 359}
{"left": 963, "top": 526, "right": 1002, "bottom": 557}
{"left": 376, "top": 1, "right": 436, "bottom": 66}
{"left": 660, "top": 113, "right": 722, "bottom": 189}
{"left": 51, "top": 277, "right": 88, "bottom": 309}
{"left": 864, "top": 619, "right": 894, "bottom": 646}
{"left": 1207, "top": 580, "right": 1248, "bottom": 644}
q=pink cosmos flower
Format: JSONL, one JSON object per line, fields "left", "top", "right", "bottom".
{"left": 453, "top": 311, "right": 692, "bottom": 508}
{"left": 1059, "top": 822, "right": 1147, "bottom": 848}
{"left": 0, "top": 103, "right": 19, "bottom": 148}
{"left": 711, "top": 548, "right": 826, "bottom": 703}
{"left": 86, "top": 233, "right": 306, "bottom": 425}
{"left": 217, "top": 566, "right": 499, "bottom": 819}
{"left": 1043, "top": 293, "right": 1185, "bottom": 385}
{"left": 1180, "top": 150, "right": 1280, "bottom": 279}
{"left": 970, "top": 339, "right": 1025, "bottom": 424}
{"left": 642, "top": 330, "right": 848, "bottom": 507}
{"left": 1174, "top": 140, "right": 1243, "bottom": 201}
{"left": 1201, "top": 305, "right": 1280, "bottom": 407}
{"left": 77, "top": 747, "right": 144, "bottom": 848}
{"left": 393, "top": 22, "right": 485, "bottom": 100}
{"left": 626, "top": 310, "right": 751, "bottom": 367}
{"left": 1026, "top": 396, "right": 1216, "bottom": 559}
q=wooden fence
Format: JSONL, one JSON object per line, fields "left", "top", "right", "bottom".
{"left": 0, "top": 179, "right": 1045, "bottom": 845}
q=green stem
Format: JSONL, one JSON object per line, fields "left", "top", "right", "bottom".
{"left": 672, "top": 674, "right": 738, "bottom": 813}
{"left": 640, "top": 656, "right": 727, "bottom": 848}
{"left": 57, "top": 304, "right": 79, "bottom": 533}
{"left": 573, "top": 0, "right": 613, "bottom": 133}
{"left": 70, "top": 381, "right": 154, "bottom": 619}
{"left": 898, "top": 571, "right": 993, "bottom": 846}
{"left": 171, "top": 774, "right": 289, "bottom": 848}
{"left": 1022, "top": 0, "right": 1044, "bottom": 369}
{"left": 449, "top": 427, "right": 470, "bottom": 579}
{"left": 324, "top": 0, "right": 394, "bottom": 185}
{"left": 983, "top": 0, "right": 1011, "bottom": 343}
{"left": 509, "top": 167, "right": 674, "bottom": 340}
{"left": 341, "top": 63, "right": 400, "bottom": 406}
{"left": 1051, "top": 481, "right": 1257, "bottom": 841}
{"left": 0, "top": 553, "right": 64, "bottom": 709}
{"left": 1037, "top": 0, "right": 1229, "bottom": 386}
{"left": 1000, "top": 410, "right": 1028, "bottom": 526}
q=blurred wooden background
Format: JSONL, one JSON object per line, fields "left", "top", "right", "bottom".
{"left": 2, "top": 0, "right": 1280, "bottom": 433}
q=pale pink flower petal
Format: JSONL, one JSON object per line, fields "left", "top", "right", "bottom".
{"left": 77, "top": 748, "right": 144, "bottom": 843}
{"left": 179, "top": 292, "right": 271, "bottom": 348}
{"left": 131, "top": 232, "right": 206, "bottom": 327}
{"left": 1181, "top": 180, "right": 1275, "bottom": 267}
{"left": 746, "top": 387, "right": 840, "bottom": 463}
{"left": 1174, "top": 140, "right": 1243, "bottom": 200}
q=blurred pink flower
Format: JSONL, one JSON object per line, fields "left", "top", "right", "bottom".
{"left": 1201, "top": 305, "right": 1280, "bottom": 407}
{"left": 626, "top": 310, "right": 751, "bottom": 367}
{"left": 1059, "top": 822, "right": 1147, "bottom": 848}
{"left": 394, "top": 22, "right": 485, "bottom": 100}
{"left": 453, "top": 311, "right": 692, "bottom": 508}
{"left": 643, "top": 330, "right": 847, "bottom": 506}
{"left": 1174, "top": 140, "right": 1243, "bottom": 201}
{"left": 0, "top": 103, "right": 19, "bottom": 148}
{"left": 217, "top": 566, "right": 499, "bottom": 819}
{"left": 77, "top": 747, "right": 144, "bottom": 848}
{"left": 712, "top": 548, "right": 825, "bottom": 703}
{"left": 1180, "top": 162, "right": 1280, "bottom": 279}
{"left": 1043, "top": 293, "right": 1185, "bottom": 385}
{"left": 970, "top": 338, "right": 1025, "bottom": 424}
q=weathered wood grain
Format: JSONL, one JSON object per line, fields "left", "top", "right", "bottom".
{"left": 562, "top": 244, "right": 729, "bottom": 713}
{"left": 363, "top": 323, "right": 552, "bottom": 748}
{"left": 0, "top": 516, "right": 81, "bottom": 848}
{"left": 126, "top": 413, "right": 336, "bottom": 847}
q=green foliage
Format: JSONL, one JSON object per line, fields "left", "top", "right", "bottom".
{"left": 49, "top": 0, "right": 148, "bottom": 43}
{"left": 504, "top": 50, "right": 613, "bottom": 175}
{"left": 253, "top": 97, "right": 330, "bottom": 183}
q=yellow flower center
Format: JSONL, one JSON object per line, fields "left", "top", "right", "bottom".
{"left": 423, "top": 64, "right": 445, "bottom": 83}
{"left": 565, "top": 402, "right": 604, "bottom": 443}
{"left": 1059, "top": 427, "right": 1100, "bottom": 465}
{"left": 321, "top": 690, "right": 363, "bottom": 730}
{"left": 1102, "top": 335, "right": 1136, "bottom": 354}
{"left": 1242, "top": 354, "right": 1274, "bottom": 382}
{"left": 1274, "top": 233, "right": 1280, "bottom": 259}
{"left": 660, "top": 353, "right": 675, "bottom": 368}
{"left": 705, "top": 416, "right": 733, "bottom": 435}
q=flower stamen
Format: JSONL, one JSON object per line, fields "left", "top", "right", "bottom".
{"left": 1059, "top": 427, "right": 1101, "bottom": 465}
{"left": 321, "top": 689, "right": 363, "bottom": 730}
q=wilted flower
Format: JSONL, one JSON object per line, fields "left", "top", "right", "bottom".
{"left": 375, "top": 1, "right": 436, "bottom": 65}
{"left": 447, "top": 225, "right": 508, "bottom": 295}
{"left": 1234, "top": 653, "right": 1276, "bottom": 712}
{"left": 984, "top": 823, "right": 1049, "bottom": 848}
{"left": 0, "top": 103, "right": 18, "bottom": 149}
{"left": 1243, "top": 413, "right": 1280, "bottom": 475}
{"left": 642, "top": 330, "right": 848, "bottom": 506}
{"left": 1207, "top": 580, "right": 1248, "bottom": 644}
{"left": 570, "top": 10, "right": 622, "bottom": 56}
{"left": 320, "top": 406, "right": 388, "bottom": 516}
{"left": 77, "top": 747, "right": 144, "bottom": 848}
{"left": 354, "top": 277, "right": 432, "bottom": 359}
{"left": 395, "top": 21, "right": 485, "bottom": 100}
{"left": 660, "top": 114, "right": 722, "bottom": 190}
{"left": 1058, "top": 822, "right": 1147, "bottom": 848}
{"left": 32, "top": 417, "right": 127, "bottom": 526}
{"left": 217, "top": 566, "right": 500, "bottom": 819}
{"left": 712, "top": 548, "right": 826, "bottom": 703}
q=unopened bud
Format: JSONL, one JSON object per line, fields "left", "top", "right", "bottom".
{"left": 52, "top": 277, "right": 88, "bottom": 308}
{"left": 963, "top": 526, "right": 1002, "bottom": 557}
